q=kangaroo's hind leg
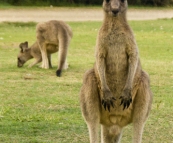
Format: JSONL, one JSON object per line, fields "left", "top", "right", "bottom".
{"left": 37, "top": 41, "right": 49, "bottom": 69}
{"left": 80, "top": 68, "right": 101, "bottom": 143}
{"left": 132, "top": 71, "right": 153, "bottom": 143}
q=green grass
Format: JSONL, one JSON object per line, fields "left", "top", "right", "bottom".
{"left": 0, "top": 19, "right": 173, "bottom": 142}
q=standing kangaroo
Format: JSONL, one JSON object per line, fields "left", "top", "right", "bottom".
{"left": 80, "top": 0, "right": 153, "bottom": 143}
{"left": 17, "top": 20, "right": 73, "bottom": 77}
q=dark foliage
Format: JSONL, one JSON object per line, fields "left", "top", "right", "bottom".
{"left": 0, "top": 0, "right": 173, "bottom": 6}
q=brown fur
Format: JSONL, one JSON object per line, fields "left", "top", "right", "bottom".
{"left": 17, "top": 20, "right": 73, "bottom": 77}
{"left": 80, "top": 0, "right": 153, "bottom": 143}
{"left": 17, "top": 41, "right": 58, "bottom": 68}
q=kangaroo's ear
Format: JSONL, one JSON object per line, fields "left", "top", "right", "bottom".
{"left": 19, "top": 41, "right": 28, "bottom": 53}
{"left": 24, "top": 41, "right": 28, "bottom": 47}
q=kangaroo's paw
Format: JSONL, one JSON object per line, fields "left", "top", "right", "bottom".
{"left": 101, "top": 90, "right": 116, "bottom": 112}
{"left": 28, "top": 65, "right": 32, "bottom": 68}
{"left": 119, "top": 89, "right": 132, "bottom": 110}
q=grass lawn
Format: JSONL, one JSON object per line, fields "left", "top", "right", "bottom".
{"left": 0, "top": 19, "right": 173, "bottom": 142}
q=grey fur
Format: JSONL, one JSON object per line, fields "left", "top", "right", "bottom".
{"left": 80, "top": 0, "right": 153, "bottom": 143}
{"left": 17, "top": 20, "right": 73, "bottom": 76}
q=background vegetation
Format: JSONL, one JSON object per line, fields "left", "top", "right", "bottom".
{"left": 0, "top": 18, "right": 173, "bottom": 142}
{"left": 0, "top": 0, "right": 173, "bottom": 6}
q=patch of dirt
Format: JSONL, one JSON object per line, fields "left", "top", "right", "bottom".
{"left": 0, "top": 7, "right": 173, "bottom": 22}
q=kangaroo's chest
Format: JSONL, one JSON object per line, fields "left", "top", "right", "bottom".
{"left": 104, "top": 31, "right": 127, "bottom": 61}
{"left": 103, "top": 32, "right": 128, "bottom": 83}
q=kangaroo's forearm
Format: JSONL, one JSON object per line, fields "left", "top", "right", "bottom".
{"left": 124, "top": 52, "right": 138, "bottom": 90}
{"left": 96, "top": 57, "right": 109, "bottom": 91}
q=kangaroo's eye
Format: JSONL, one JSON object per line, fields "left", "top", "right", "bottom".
{"left": 106, "top": 0, "right": 110, "bottom": 3}
{"left": 18, "top": 58, "right": 21, "bottom": 62}
{"left": 121, "top": 0, "right": 125, "bottom": 3}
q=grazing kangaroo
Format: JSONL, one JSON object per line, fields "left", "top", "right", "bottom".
{"left": 17, "top": 41, "right": 60, "bottom": 68}
{"left": 17, "top": 20, "right": 73, "bottom": 77}
{"left": 80, "top": 0, "right": 153, "bottom": 143}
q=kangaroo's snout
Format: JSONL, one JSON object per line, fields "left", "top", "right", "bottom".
{"left": 112, "top": 9, "right": 119, "bottom": 15}
{"left": 17, "top": 57, "right": 25, "bottom": 67}
{"left": 110, "top": 0, "right": 120, "bottom": 16}
{"left": 103, "top": 0, "right": 127, "bottom": 16}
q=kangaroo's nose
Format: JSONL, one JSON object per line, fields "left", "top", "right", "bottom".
{"left": 112, "top": 9, "right": 119, "bottom": 15}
